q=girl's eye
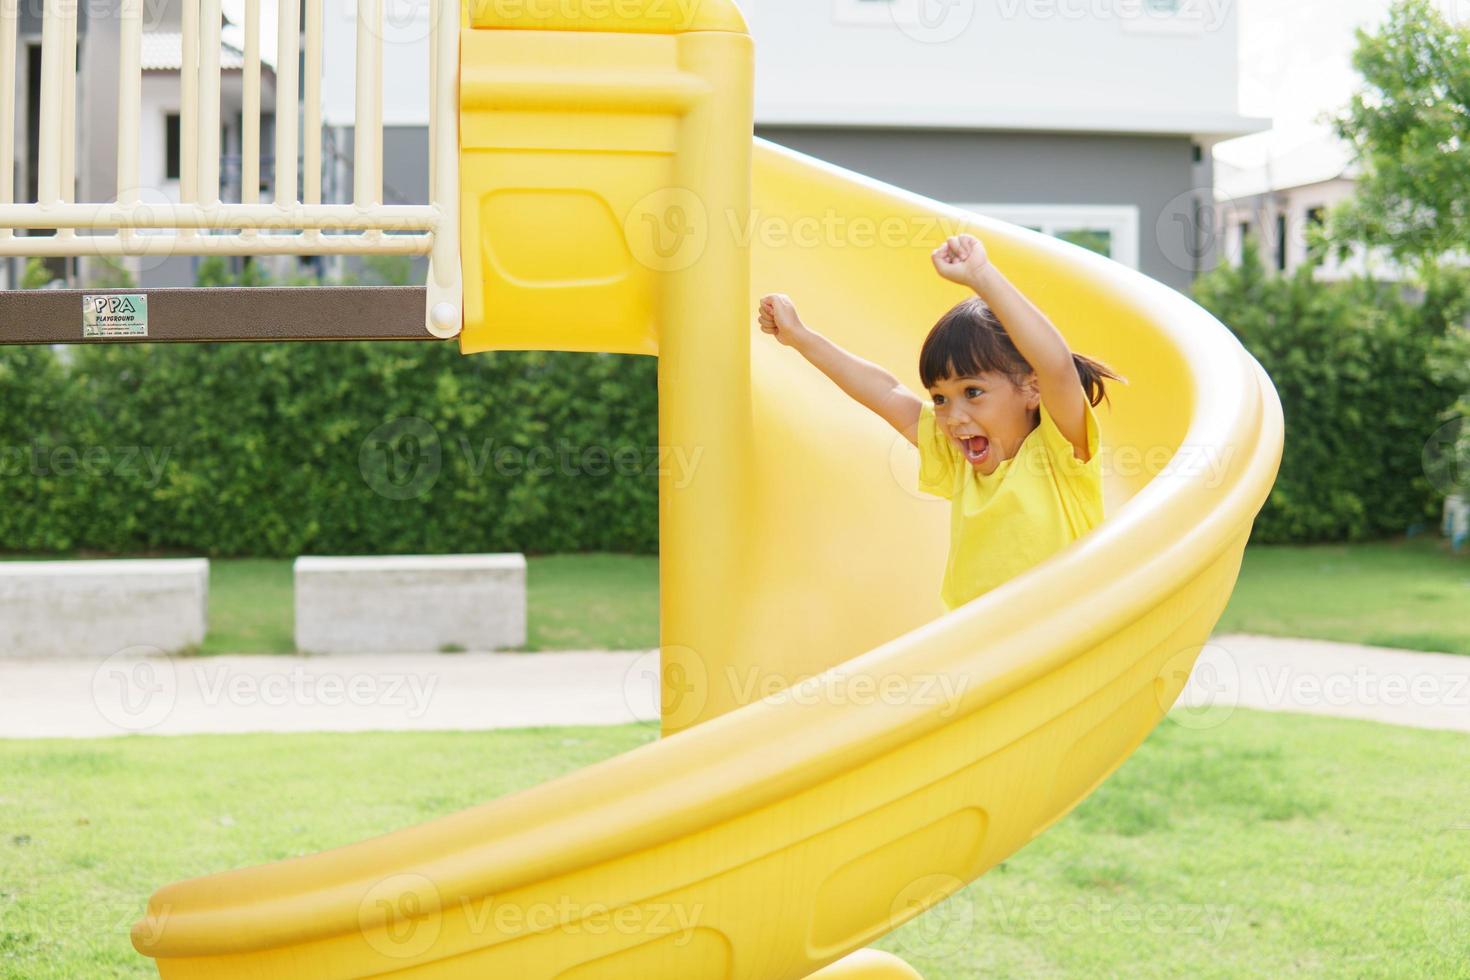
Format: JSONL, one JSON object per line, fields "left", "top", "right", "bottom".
{"left": 932, "top": 395, "right": 945, "bottom": 406}
{"left": 966, "top": 387, "right": 983, "bottom": 398}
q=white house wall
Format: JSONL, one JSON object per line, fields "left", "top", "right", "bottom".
{"left": 320, "top": 0, "right": 1257, "bottom": 135}
{"left": 744, "top": 0, "right": 1255, "bottom": 134}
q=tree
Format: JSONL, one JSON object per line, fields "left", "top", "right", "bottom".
{"left": 1324, "top": 0, "right": 1470, "bottom": 275}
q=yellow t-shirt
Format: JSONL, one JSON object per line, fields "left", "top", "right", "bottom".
{"left": 917, "top": 395, "right": 1105, "bottom": 610}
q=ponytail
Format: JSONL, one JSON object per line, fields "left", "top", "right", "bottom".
{"left": 1071, "top": 352, "right": 1126, "bottom": 409}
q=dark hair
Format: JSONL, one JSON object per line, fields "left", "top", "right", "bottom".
{"left": 918, "top": 296, "right": 1126, "bottom": 408}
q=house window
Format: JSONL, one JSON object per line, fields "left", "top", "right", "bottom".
{"left": 1275, "top": 213, "right": 1288, "bottom": 271}
{"left": 165, "top": 113, "right": 180, "bottom": 181}
{"left": 954, "top": 204, "right": 1141, "bottom": 269}
{"left": 1306, "top": 206, "right": 1325, "bottom": 227}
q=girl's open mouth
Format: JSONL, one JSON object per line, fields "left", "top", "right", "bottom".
{"left": 961, "top": 435, "right": 989, "bottom": 465}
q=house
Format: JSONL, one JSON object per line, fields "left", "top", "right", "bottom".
{"left": 741, "top": 0, "right": 1267, "bottom": 291}
{"left": 313, "top": 0, "right": 1268, "bottom": 292}
{"left": 1213, "top": 131, "right": 1393, "bottom": 281}
{"left": 2, "top": 0, "right": 276, "bottom": 288}
{"left": 22, "top": 0, "right": 1266, "bottom": 292}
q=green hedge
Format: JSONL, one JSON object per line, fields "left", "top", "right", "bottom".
{"left": 5, "top": 244, "right": 1466, "bottom": 557}
{"left": 1193, "top": 243, "right": 1470, "bottom": 544}
{"left": 0, "top": 343, "right": 661, "bottom": 557}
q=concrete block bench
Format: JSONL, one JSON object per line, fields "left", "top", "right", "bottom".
{"left": 0, "top": 559, "right": 209, "bottom": 658}
{"left": 294, "top": 554, "right": 527, "bottom": 655}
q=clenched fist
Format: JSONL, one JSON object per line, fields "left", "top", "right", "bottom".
{"left": 931, "top": 234, "right": 991, "bottom": 288}
{"left": 758, "top": 293, "right": 811, "bottom": 349}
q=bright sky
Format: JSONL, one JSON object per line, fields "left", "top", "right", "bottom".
{"left": 1221, "top": 0, "right": 1423, "bottom": 165}
{"left": 219, "top": 0, "right": 278, "bottom": 69}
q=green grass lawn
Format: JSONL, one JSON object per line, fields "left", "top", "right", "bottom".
{"left": 4, "top": 537, "right": 1467, "bottom": 655}
{"left": 1215, "top": 536, "right": 1470, "bottom": 655}
{"left": 0, "top": 711, "right": 1465, "bottom": 978}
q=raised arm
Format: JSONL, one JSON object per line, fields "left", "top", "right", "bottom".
{"left": 759, "top": 294, "right": 924, "bottom": 446}
{"left": 931, "top": 235, "right": 1091, "bottom": 462}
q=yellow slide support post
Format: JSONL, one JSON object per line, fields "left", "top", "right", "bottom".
{"left": 131, "top": 2, "right": 1283, "bottom": 978}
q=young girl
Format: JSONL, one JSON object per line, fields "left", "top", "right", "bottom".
{"left": 759, "top": 233, "right": 1124, "bottom": 610}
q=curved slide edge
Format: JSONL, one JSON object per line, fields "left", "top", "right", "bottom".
{"left": 130, "top": 142, "right": 1283, "bottom": 979}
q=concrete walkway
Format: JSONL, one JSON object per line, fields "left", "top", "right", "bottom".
{"left": 0, "top": 635, "right": 1464, "bottom": 738}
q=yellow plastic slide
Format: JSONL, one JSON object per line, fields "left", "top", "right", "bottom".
{"left": 131, "top": 6, "right": 1283, "bottom": 978}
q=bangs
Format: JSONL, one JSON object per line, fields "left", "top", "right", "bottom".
{"left": 918, "top": 297, "right": 1021, "bottom": 389}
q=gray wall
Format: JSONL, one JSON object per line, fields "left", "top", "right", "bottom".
{"left": 756, "top": 126, "right": 1214, "bottom": 293}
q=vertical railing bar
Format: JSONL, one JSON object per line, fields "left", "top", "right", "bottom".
{"left": 37, "top": 0, "right": 60, "bottom": 206}
{"left": 240, "top": 0, "right": 260, "bottom": 239}
{"left": 117, "top": 0, "right": 143, "bottom": 252}
{"left": 423, "top": 0, "right": 460, "bottom": 337}
{"left": 353, "top": 0, "right": 380, "bottom": 210}
{"left": 56, "top": 0, "right": 77, "bottom": 242}
{"left": 180, "top": 0, "right": 200, "bottom": 241}
{"left": 302, "top": 0, "right": 321, "bottom": 251}
{"left": 0, "top": 0, "right": 19, "bottom": 241}
{"left": 303, "top": 0, "right": 320, "bottom": 204}
{"left": 275, "top": 0, "right": 300, "bottom": 206}
{"left": 199, "top": 0, "right": 222, "bottom": 207}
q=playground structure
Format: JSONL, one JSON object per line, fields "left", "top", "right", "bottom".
{"left": 0, "top": 0, "right": 1283, "bottom": 977}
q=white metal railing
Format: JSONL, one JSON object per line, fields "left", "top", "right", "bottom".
{"left": 0, "top": 0, "right": 462, "bottom": 338}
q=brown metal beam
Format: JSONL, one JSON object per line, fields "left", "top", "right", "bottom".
{"left": 0, "top": 287, "right": 443, "bottom": 345}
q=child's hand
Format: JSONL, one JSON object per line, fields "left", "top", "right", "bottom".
{"left": 758, "top": 293, "right": 811, "bottom": 348}
{"left": 931, "top": 234, "right": 991, "bottom": 288}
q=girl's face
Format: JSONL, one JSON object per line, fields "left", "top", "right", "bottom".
{"left": 928, "top": 370, "right": 1040, "bottom": 476}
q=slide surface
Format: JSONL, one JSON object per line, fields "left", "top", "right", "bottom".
{"left": 130, "top": 142, "right": 1283, "bottom": 978}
